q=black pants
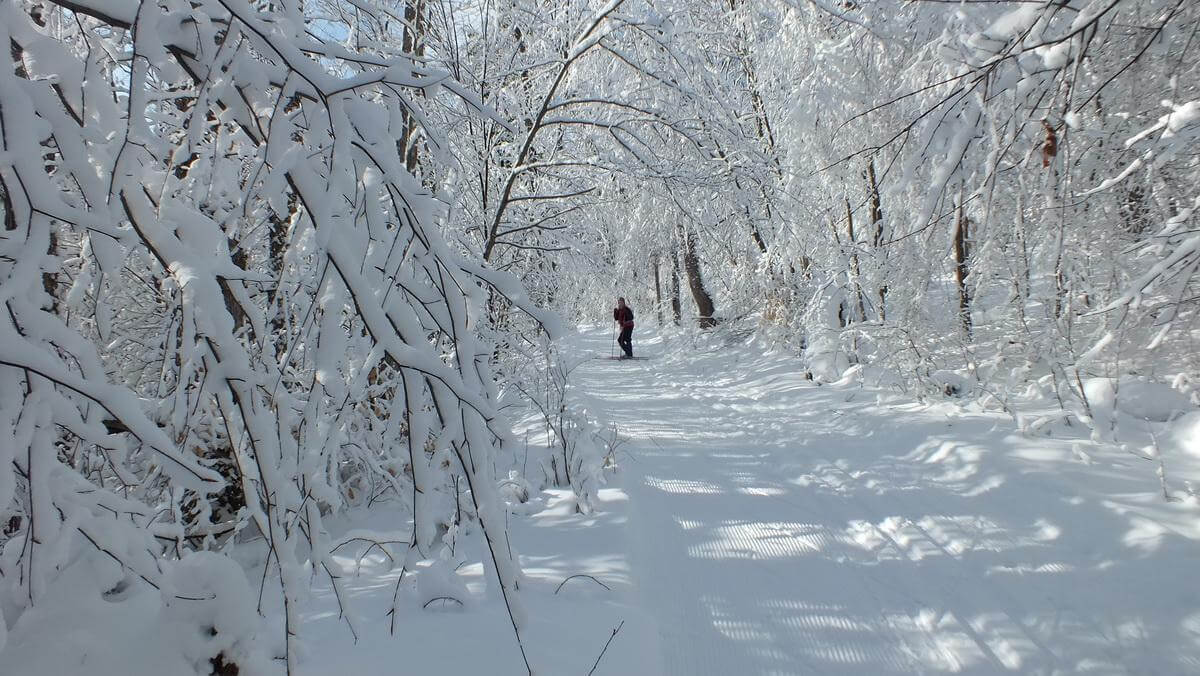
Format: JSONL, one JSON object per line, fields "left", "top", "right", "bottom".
{"left": 617, "top": 326, "right": 633, "bottom": 357}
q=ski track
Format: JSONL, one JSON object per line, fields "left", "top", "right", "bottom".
{"left": 574, "top": 328, "right": 1200, "bottom": 675}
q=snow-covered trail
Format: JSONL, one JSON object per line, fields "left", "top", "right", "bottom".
{"left": 572, "top": 327, "right": 1200, "bottom": 675}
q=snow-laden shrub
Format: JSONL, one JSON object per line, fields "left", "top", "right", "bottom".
{"left": 507, "top": 346, "right": 611, "bottom": 513}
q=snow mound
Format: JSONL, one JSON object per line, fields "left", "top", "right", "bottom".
{"left": 498, "top": 470, "right": 532, "bottom": 505}
{"left": 931, "top": 370, "right": 971, "bottom": 397}
{"left": 416, "top": 559, "right": 469, "bottom": 611}
{"left": 1170, "top": 411, "right": 1200, "bottom": 458}
{"left": 0, "top": 551, "right": 267, "bottom": 676}
{"left": 1083, "top": 377, "right": 1195, "bottom": 422}
{"left": 833, "top": 364, "right": 905, "bottom": 390}
{"left": 807, "top": 349, "right": 851, "bottom": 383}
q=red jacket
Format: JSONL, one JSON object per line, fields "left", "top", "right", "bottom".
{"left": 613, "top": 306, "right": 634, "bottom": 329}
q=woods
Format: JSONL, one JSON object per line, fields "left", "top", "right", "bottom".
{"left": 2, "top": 0, "right": 1198, "bottom": 674}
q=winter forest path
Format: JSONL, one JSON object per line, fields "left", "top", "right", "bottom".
{"left": 571, "top": 326, "right": 1200, "bottom": 675}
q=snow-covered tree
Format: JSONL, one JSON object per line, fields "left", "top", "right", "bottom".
{"left": 1, "top": 0, "right": 546, "bottom": 670}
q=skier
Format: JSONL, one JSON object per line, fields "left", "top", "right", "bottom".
{"left": 613, "top": 297, "right": 635, "bottom": 359}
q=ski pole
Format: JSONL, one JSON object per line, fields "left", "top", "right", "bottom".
{"left": 611, "top": 325, "right": 617, "bottom": 358}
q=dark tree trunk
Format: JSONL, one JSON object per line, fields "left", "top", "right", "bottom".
{"left": 399, "top": 0, "right": 426, "bottom": 175}
{"left": 670, "top": 253, "right": 682, "bottom": 325}
{"left": 12, "top": 39, "right": 60, "bottom": 313}
{"left": 1, "top": 182, "right": 15, "bottom": 232}
{"left": 866, "top": 159, "right": 887, "bottom": 321}
{"left": 867, "top": 161, "right": 884, "bottom": 246}
{"left": 218, "top": 245, "right": 252, "bottom": 341}
{"left": 677, "top": 223, "right": 717, "bottom": 328}
{"left": 268, "top": 193, "right": 297, "bottom": 348}
{"left": 844, "top": 199, "right": 866, "bottom": 324}
{"left": 652, "top": 254, "right": 664, "bottom": 325}
{"left": 749, "top": 210, "right": 768, "bottom": 254}
{"left": 953, "top": 200, "right": 972, "bottom": 339}
{"left": 44, "top": 231, "right": 58, "bottom": 313}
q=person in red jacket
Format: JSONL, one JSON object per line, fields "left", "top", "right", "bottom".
{"left": 613, "top": 297, "right": 635, "bottom": 358}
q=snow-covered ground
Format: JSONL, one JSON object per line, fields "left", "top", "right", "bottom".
{"left": 300, "top": 324, "right": 1200, "bottom": 675}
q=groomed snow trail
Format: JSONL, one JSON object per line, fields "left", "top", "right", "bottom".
{"left": 573, "top": 327, "right": 1200, "bottom": 675}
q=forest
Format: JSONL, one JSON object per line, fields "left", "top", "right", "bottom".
{"left": 1, "top": 0, "right": 1198, "bottom": 674}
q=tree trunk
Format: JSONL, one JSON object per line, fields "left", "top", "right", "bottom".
{"left": 677, "top": 223, "right": 717, "bottom": 328}
{"left": 732, "top": 0, "right": 780, "bottom": 255}
{"left": 268, "top": 192, "right": 297, "bottom": 348}
{"left": 652, "top": 254, "right": 664, "bottom": 325}
{"left": 218, "top": 245, "right": 250, "bottom": 338}
{"left": 399, "top": 0, "right": 426, "bottom": 175}
{"left": 867, "top": 161, "right": 884, "bottom": 246}
{"left": 749, "top": 206, "right": 768, "bottom": 254}
{"left": 1, "top": 183, "right": 15, "bottom": 232}
{"left": 670, "top": 252, "right": 682, "bottom": 325}
{"left": 845, "top": 199, "right": 866, "bottom": 324}
{"left": 953, "top": 199, "right": 972, "bottom": 339}
{"left": 12, "top": 39, "right": 60, "bottom": 313}
{"left": 866, "top": 159, "right": 887, "bottom": 321}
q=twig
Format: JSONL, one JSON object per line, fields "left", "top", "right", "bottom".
{"left": 588, "top": 620, "right": 625, "bottom": 675}
{"left": 422, "top": 596, "right": 464, "bottom": 609}
{"left": 387, "top": 565, "right": 407, "bottom": 635}
{"left": 322, "top": 561, "right": 358, "bottom": 643}
{"left": 1148, "top": 424, "right": 1180, "bottom": 502}
{"left": 555, "top": 574, "right": 612, "bottom": 594}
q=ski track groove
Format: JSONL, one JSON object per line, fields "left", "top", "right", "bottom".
{"left": 806, "top": 459, "right": 1030, "bottom": 672}
{"left": 827, "top": 460, "right": 1068, "bottom": 669}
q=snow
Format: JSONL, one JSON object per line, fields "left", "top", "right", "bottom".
{"left": 930, "top": 369, "right": 972, "bottom": 397}
{"left": 293, "top": 488, "right": 661, "bottom": 675}
{"left": 1, "top": 551, "right": 270, "bottom": 676}
{"left": 281, "top": 326, "right": 1200, "bottom": 674}
{"left": 1083, "top": 377, "right": 1196, "bottom": 423}
{"left": 1172, "top": 411, "right": 1200, "bottom": 459}
{"left": 1038, "top": 42, "right": 1072, "bottom": 70}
